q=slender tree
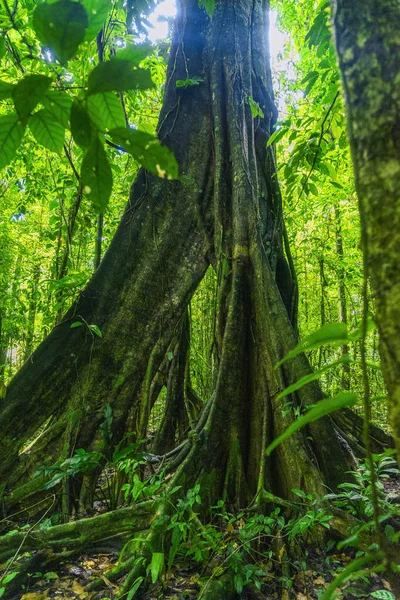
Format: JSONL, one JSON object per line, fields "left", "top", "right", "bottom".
{"left": 331, "top": 0, "right": 400, "bottom": 459}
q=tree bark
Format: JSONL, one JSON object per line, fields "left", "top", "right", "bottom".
{"left": 0, "top": 0, "right": 380, "bottom": 516}
{"left": 331, "top": 0, "right": 400, "bottom": 459}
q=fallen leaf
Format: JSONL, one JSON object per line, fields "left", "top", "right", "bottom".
{"left": 71, "top": 580, "right": 88, "bottom": 598}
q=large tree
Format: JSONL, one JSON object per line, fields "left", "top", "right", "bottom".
{"left": 0, "top": 0, "right": 394, "bottom": 596}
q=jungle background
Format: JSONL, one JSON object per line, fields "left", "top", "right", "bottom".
{"left": 0, "top": 0, "right": 398, "bottom": 599}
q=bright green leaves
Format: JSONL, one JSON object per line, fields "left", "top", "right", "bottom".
{"left": 150, "top": 552, "right": 165, "bottom": 584}
{"left": 33, "top": 0, "right": 88, "bottom": 65}
{"left": 87, "top": 93, "right": 126, "bottom": 131}
{"left": 248, "top": 96, "right": 264, "bottom": 119}
{"left": 176, "top": 76, "right": 204, "bottom": 88}
{"left": 71, "top": 101, "right": 92, "bottom": 149}
{"left": 12, "top": 75, "right": 52, "bottom": 120}
{"left": 87, "top": 59, "right": 154, "bottom": 95}
{"left": 266, "top": 126, "right": 288, "bottom": 147}
{"left": 43, "top": 91, "right": 72, "bottom": 129}
{"left": 265, "top": 392, "right": 357, "bottom": 456}
{"left": 109, "top": 128, "right": 179, "bottom": 180}
{"left": 0, "top": 115, "right": 25, "bottom": 169}
{"left": 0, "top": 81, "right": 14, "bottom": 100}
{"left": 198, "top": 0, "right": 215, "bottom": 17}
{"left": 82, "top": 0, "right": 110, "bottom": 42}
{"left": 81, "top": 137, "right": 112, "bottom": 213}
{"left": 116, "top": 43, "right": 152, "bottom": 65}
{"left": 29, "top": 110, "right": 65, "bottom": 154}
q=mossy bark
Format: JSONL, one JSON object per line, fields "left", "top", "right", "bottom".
{"left": 331, "top": 0, "right": 400, "bottom": 460}
{"left": 0, "top": 0, "right": 387, "bottom": 519}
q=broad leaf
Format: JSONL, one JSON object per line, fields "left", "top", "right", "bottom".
{"left": 276, "top": 355, "right": 353, "bottom": 401}
{"left": 29, "top": 109, "right": 65, "bottom": 154}
{"left": 109, "top": 128, "right": 178, "bottom": 179}
{"left": 198, "top": 0, "right": 215, "bottom": 17}
{"left": 265, "top": 392, "right": 357, "bottom": 456}
{"left": 87, "top": 59, "right": 154, "bottom": 95}
{"left": 71, "top": 101, "right": 92, "bottom": 148}
{"left": 267, "top": 127, "right": 288, "bottom": 147}
{"left": 0, "top": 80, "right": 14, "bottom": 100}
{"left": 116, "top": 43, "right": 152, "bottom": 65}
{"left": 150, "top": 552, "right": 164, "bottom": 584}
{"left": 0, "top": 114, "right": 25, "bottom": 169}
{"left": 87, "top": 92, "right": 125, "bottom": 132}
{"left": 33, "top": 0, "right": 88, "bottom": 65}
{"left": 275, "top": 322, "right": 350, "bottom": 368}
{"left": 43, "top": 90, "right": 72, "bottom": 128}
{"left": 82, "top": 0, "right": 109, "bottom": 42}
{"left": 81, "top": 137, "right": 112, "bottom": 213}
{"left": 248, "top": 96, "right": 264, "bottom": 118}
{"left": 371, "top": 591, "right": 396, "bottom": 600}
{"left": 12, "top": 75, "right": 51, "bottom": 119}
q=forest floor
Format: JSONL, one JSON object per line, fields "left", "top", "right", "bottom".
{"left": 2, "top": 479, "right": 399, "bottom": 600}
{"left": 8, "top": 545, "right": 395, "bottom": 600}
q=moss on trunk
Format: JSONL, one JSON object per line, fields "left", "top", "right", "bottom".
{"left": 331, "top": 0, "right": 400, "bottom": 460}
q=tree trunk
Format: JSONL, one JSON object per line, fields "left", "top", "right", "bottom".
{"left": 331, "top": 0, "right": 400, "bottom": 459}
{"left": 334, "top": 204, "right": 350, "bottom": 390}
{"left": 0, "top": 0, "right": 382, "bottom": 518}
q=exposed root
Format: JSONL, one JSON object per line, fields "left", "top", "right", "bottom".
{"left": 0, "top": 502, "right": 153, "bottom": 563}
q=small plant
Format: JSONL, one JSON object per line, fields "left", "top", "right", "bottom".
{"left": 325, "top": 453, "right": 400, "bottom": 519}
{"left": 35, "top": 448, "right": 103, "bottom": 490}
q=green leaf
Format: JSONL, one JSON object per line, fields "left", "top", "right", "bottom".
{"left": 112, "top": 375, "right": 125, "bottom": 388}
{"left": 33, "top": 0, "right": 88, "bottom": 65}
{"left": 348, "top": 316, "right": 376, "bottom": 341}
{"left": 320, "top": 552, "right": 384, "bottom": 600}
{"left": 126, "top": 577, "right": 144, "bottom": 600}
{"left": 82, "top": 0, "right": 109, "bottom": 42}
{"left": 43, "top": 90, "right": 72, "bottom": 128}
{"left": 0, "top": 114, "right": 25, "bottom": 169}
{"left": 12, "top": 75, "right": 52, "bottom": 119}
{"left": 371, "top": 592, "right": 396, "bottom": 600}
{"left": 276, "top": 355, "right": 353, "bottom": 401}
{"left": 87, "top": 59, "right": 154, "bottom": 95}
{"left": 88, "top": 324, "right": 102, "bottom": 337}
{"left": 70, "top": 321, "right": 83, "bottom": 329}
{"left": 29, "top": 109, "right": 65, "bottom": 154}
{"left": 1, "top": 572, "right": 18, "bottom": 585}
{"left": 266, "top": 127, "right": 287, "bottom": 147}
{"left": 116, "top": 43, "right": 152, "bottom": 65}
{"left": 176, "top": 76, "right": 204, "bottom": 88}
{"left": 150, "top": 552, "right": 164, "bottom": 584}
{"left": 87, "top": 92, "right": 125, "bottom": 132}
{"left": 109, "top": 128, "right": 178, "bottom": 179}
{"left": 0, "top": 80, "right": 14, "bottom": 100}
{"left": 0, "top": 37, "right": 6, "bottom": 60}
{"left": 198, "top": 0, "right": 215, "bottom": 17}
{"left": 248, "top": 95, "right": 264, "bottom": 118}
{"left": 81, "top": 137, "right": 112, "bottom": 213}
{"left": 71, "top": 101, "right": 92, "bottom": 148}
{"left": 275, "top": 322, "right": 349, "bottom": 368}
{"left": 266, "top": 392, "right": 358, "bottom": 456}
